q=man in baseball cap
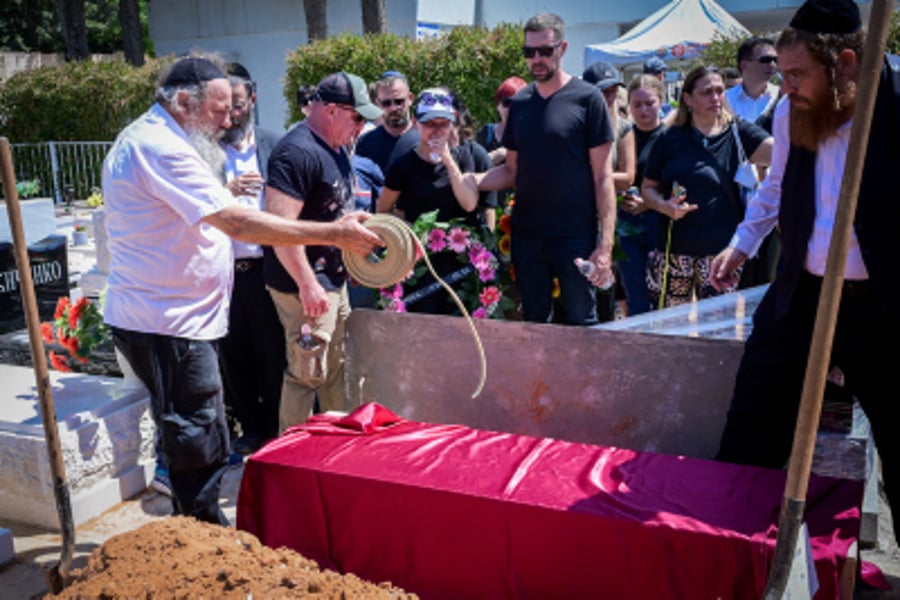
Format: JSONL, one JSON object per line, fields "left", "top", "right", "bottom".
{"left": 264, "top": 70, "right": 381, "bottom": 431}
{"left": 314, "top": 71, "right": 382, "bottom": 122}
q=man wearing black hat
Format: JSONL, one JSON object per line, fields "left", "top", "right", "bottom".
{"left": 711, "top": 0, "right": 900, "bottom": 546}
{"left": 102, "top": 56, "right": 381, "bottom": 525}
{"left": 218, "top": 62, "right": 285, "bottom": 457}
{"left": 264, "top": 71, "right": 382, "bottom": 431}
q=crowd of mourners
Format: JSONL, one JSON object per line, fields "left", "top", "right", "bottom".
{"left": 98, "top": 2, "right": 900, "bottom": 563}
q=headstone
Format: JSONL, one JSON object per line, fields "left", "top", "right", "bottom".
{"left": 0, "top": 234, "right": 68, "bottom": 334}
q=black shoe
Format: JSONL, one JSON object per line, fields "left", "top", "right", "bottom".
{"left": 232, "top": 433, "right": 262, "bottom": 456}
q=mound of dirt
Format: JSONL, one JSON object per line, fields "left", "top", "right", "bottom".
{"left": 46, "top": 516, "right": 417, "bottom": 599}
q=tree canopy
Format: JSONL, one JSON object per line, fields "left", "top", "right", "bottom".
{"left": 0, "top": 0, "right": 153, "bottom": 57}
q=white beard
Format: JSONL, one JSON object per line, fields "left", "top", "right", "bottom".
{"left": 186, "top": 127, "right": 227, "bottom": 184}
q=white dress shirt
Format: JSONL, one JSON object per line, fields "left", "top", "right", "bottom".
{"left": 103, "top": 103, "right": 238, "bottom": 340}
{"left": 725, "top": 82, "right": 780, "bottom": 122}
{"left": 224, "top": 137, "right": 264, "bottom": 260}
{"left": 730, "top": 97, "right": 869, "bottom": 280}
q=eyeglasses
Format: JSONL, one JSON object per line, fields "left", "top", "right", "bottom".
{"left": 418, "top": 91, "right": 455, "bottom": 108}
{"left": 757, "top": 55, "right": 778, "bottom": 65}
{"left": 378, "top": 98, "right": 406, "bottom": 108}
{"left": 336, "top": 105, "right": 366, "bottom": 123}
{"left": 522, "top": 43, "right": 561, "bottom": 59}
{"left": 500, "top": 97, "right": 513, "bottom": 108}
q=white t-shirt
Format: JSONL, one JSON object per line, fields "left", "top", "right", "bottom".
{"left": 102, "top": 103, "right": 238, "bottom": 340}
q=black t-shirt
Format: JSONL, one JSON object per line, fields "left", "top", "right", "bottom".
{"left": 263, "top": 123, "right": 353, "bottom": 293}
{"left": 643, "top": 118, "right": 769, "bottom": 256}
{"left": 386, "top": 141, "right": 496, "bottom": 229}
{"left": 620, "top": 124, "right": 666, "bottom": 230}
{"left": 356, "top": 126, "right": 420, "bottom": 173}
{"left": 502, "top": 78, "right": 614, "bottom": 238}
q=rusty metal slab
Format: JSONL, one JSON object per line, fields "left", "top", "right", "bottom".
{"left": 344, "top": 310, "right": 745, "bottom": 459}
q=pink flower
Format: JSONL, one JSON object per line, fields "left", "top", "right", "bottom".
{"left": 478, "top": 266, "right": 496, "bottom": 282}
{"left": 472, "top": 307, "right": 488, "bottom": 319}
{"left": 390, "top": 299, "right": 407, "bottom": 313}
{"left": 447, "top": 227, "right": 470, "bottom": 253}
{"left": 380, "top": 283, "right": 404, "bottom": 300}
{"left": 427, "top": 229, "right": 447, "bottom": 253}
{"left": 469, "top": 245, "right": 493, "bottom": 270}
{"left": 480, "top": 286, "right": 501, "bottom": 307}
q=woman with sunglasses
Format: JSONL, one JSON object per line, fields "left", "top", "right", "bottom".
{"left": 377, "top": 87, "right": 493, "bottom": 314}
{"left": 640, "top": 65, "right": 773, "bottom": 308}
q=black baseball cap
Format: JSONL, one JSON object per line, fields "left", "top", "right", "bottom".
{"left": 315, "top": 72, "right": 382, "bottom": 121}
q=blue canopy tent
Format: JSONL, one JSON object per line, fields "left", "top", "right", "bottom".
{"left": 583, "top": 0, "right": 750, "bottom": 68}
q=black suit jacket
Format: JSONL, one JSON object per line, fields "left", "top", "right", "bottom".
{"left": 254, "top": 126, "right": 282, "bottom": 181}
{"left": 775, "top": 54, "right": 900, "bottom": 318}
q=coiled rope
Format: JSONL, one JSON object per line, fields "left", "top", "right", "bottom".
{"left": 343, "top": 213, "right": 486, "bottom": 398}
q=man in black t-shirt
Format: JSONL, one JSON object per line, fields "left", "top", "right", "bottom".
{"left": 474, "top": 13, "right": 616, "bottom": 325}
{"left": 355, "top": 72, "right": 420, "bottom": 173}
{"left": 264, "top": 71, "right": 381, "bottom": 431}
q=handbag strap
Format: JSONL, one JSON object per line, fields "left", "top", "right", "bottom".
{"left": 731, "top": 120, "right": 748, "bottom": 163}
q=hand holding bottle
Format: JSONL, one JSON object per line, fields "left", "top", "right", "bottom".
{"left": 575, "top": 257, "right": 614, "bottom": 290}
{"left": 427, "top": 135, "right": 448, "bottom": 163}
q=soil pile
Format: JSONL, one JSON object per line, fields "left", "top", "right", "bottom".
{"left": 46, "top": 516, "right": 417, "bottom": 599}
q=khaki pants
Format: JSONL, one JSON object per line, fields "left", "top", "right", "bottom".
{"left": 268, "top": 285, "right": 350, "bottom": 433}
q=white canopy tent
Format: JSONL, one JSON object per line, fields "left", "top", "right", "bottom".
{"left": 583, "top": 0, "right": 750, "bottom": 68}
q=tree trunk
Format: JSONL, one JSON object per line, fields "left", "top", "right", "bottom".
{"left": 361, "top": 0, "right": 386, "bottom": 35}
{"left": 55, "top": 0, "right": 89, "bottom": 61}
{"left": 119, "top": 0, "right": 144, "bottom": 66}
{"left": 303, "top": 0, "right": 327, "bottom": 43}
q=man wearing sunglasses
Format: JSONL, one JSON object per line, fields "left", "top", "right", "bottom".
{"left": 472, "top": 13, "right": 617, "bottom": 325}
{"left": 724, "top": 37, "right": 781, "bottom": 123}
{"left": 355, "top": 71, "right": 419, "bottom": 174}
{"left": 263, "top": 71, "right": 382, "bottom": 431}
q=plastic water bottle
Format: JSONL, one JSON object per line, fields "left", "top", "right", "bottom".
{"left": 298, "top": 324, "right": 317, "bottom": 351}
{"left": 575, "top": 258, "right": 614, "bottom": 290}
{"left": 574, "top": 257, "right": 595, "bottom": 277}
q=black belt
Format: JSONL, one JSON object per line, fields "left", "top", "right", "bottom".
{"left": 235, "top": 257, "right": 262, "bottom": 272}
{"left": 800, "top": 270, "right": 870, "bottom": 296}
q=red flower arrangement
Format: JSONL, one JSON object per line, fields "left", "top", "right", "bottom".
{"left": 41, "top": 296, "right": 108, "bottom": 372}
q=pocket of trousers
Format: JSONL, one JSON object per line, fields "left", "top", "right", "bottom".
{"left": 290, "top": 338, "right": 327, "bottom": 387}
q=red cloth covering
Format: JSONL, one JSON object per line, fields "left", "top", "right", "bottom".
{"left": 237, "top": 403, "right": 862, "bottom": 599}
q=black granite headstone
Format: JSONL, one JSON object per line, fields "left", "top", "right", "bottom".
{"left": 0, "top": 234, "right": 69, "bottom": 333}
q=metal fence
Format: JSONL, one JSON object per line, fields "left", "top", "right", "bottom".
{"left": 8, "top": 141, "right": 112, "bottom": 203}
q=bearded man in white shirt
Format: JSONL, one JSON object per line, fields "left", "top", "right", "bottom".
{"left": 711, "top": 0, "right": 900, "bottom": 547}
{"left": 102, "top": 55, "right": 380, "bottom": 525}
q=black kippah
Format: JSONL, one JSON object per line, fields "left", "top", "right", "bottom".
{"left": 163, "top": 57, "right": 227, "bottom": 87}
{"left": 789, "top": 0, "right": 861, "bottom": 34}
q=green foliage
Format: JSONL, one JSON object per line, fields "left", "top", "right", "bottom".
{"left": 0, "top": 0, "right": 154, "bottom": 57}
{"left": 0, "top": 58, "right": 165, "bottom": 142}
{"left": 888, "top": 10, "right": 900, "bottom": 55}
{"left": 282, "top": 23, "right": 528, "bottom": 129}
{"left": 15, "top": 178, "right": 40, "bottom": 199}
